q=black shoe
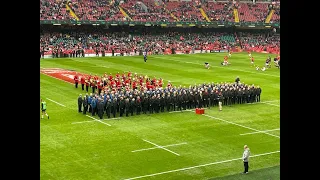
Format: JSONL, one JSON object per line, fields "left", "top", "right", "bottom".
{"left": 48, "top": 116, "right": 49, "bottom": 119}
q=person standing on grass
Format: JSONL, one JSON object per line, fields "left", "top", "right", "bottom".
{"left": 74, "top": 73, "right": 79, "bottom": 88}
{"left": 242, "top": 145, "right": 250, "bottom": 174}
{"left": 83, "top": 96, "right": 88, "bottom": 115}
{"left": 78, "top": 94, "right": 83, "bottom": 113}
{"left": 41, "top": 99, "right": 49, "bottom": 119}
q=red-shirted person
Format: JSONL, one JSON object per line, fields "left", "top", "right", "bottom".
{"left": 223, "top": 56, "right": 229, "bottom": 66}
{"left": 250, "top": 56, "right": 254, "bottom": 64}
{"left": 158, "top": 78, "right": 163, "bottom": 87}
{"left": 132, "top": 80, "right": 137, "bottom": 90}
{"left": 85, "top": 77, "right": 90, "bottom": 92}
{"left": 74, "top": 73, "right": 79, "bottom": 88}
{"left": 108, "top": 73, "right": 113, "bottom": 81}
{"left": 80, "top": 75, "right": 85, "bottom": 90}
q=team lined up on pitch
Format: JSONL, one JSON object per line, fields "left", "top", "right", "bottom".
{"left": 74, "top": 72, "right": 262, "bottom": 119}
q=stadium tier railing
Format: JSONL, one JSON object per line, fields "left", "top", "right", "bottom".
{"left": 40, "top": 20, "right": 279, "bottom": 28}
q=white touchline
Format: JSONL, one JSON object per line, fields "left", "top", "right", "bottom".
{"left": 72, "top": 120, "right": 96, "bottom": 124}
{"left": 142, "top": 139, "right": 180, "bottom": 156}
{"left": 202, "top": 114, "right": 280, "bottom": 138}
{"left": 168, "top": 109, "right": 194, "bottom": 113}
{"left": 46, "top": 98, "right": 66, "bottom": 107}
{"left": 104, "top": 117, "right": 121, "bottom": 120}
{"left": 132, "top": 142, "right": 187, "bottom": 152}
{"left": 85, "top": 115, "right": 111, "bottom": 126}
{"left": 72, "top": 117, "right": 121, "bottom": 124}
{"left": 240, "top": 128, "right": 280, "bottom": 135}
{"left": 123, "top": 150, "right": 280, "bottom": 180}
{"left": 260, "top": 102, "right": 280, "bottom": 107}
{"left": 41, "top": 72, "right": 74, "bottom": 85}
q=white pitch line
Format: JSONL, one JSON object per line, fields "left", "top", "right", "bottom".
{"left": 260, "top": 102, "right": 280, "bottom": 107}
{"left": 103, "top": 117, "right": 121, "bottom": 120}
{"left": 142, "top": 139, "right": 180, "bottom": 156}
{"left": 240, "top": 128, "right": 280, "bottom": 136}
{"left": 132, "top": 142, "right": 187, "bottom": 152}
{"left": 46, "top": 98, "right": 66, "bottom": 107}
{"left": 123, "top": 150, "right": 280, "bottom": 180}
{"left": 72, "top": 120, "right": 96, "bottom": 124}
{"left": 72, "top": 117, "right": 120, "bottom": 124}
{"left": 85, "top": 115, "right": 111, "bottom": 126}
{"left": 202, "top": 114, "right": 280, "bottom": 138}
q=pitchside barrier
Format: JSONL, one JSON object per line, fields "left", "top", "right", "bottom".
{"left": 42, "top": 49, "right": 279, "bottom": 58}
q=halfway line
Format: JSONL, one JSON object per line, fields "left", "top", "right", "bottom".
{"left": 123, "top": 150, "right": 280, "bottom": 180}
{"left": 85, "top": 115, "right": 111, "bottom": 126}
{"left": 132, "top": 142, "right": 187, "bottom": 152}
{"left": 202, "top": 114, "right": 280, "bottom": 138}
{"left": 46, "top": 98, "right": 66, "bottom": 107}
{"left": 240, "top": 128, "right": 280, "bottom": 135}
{"left": 142, "top": 139, "right": 180, "bottom": 156}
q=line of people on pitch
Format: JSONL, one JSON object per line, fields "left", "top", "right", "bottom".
{"left": 77, "top": 84, "right": 262, "bottom": 119}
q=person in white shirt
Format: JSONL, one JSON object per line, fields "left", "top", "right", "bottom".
{"left": 242, "top": 145, "right": 250, "bottom": 174}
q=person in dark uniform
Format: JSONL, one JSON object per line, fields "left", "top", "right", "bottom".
{"left": 199, "top": 91, "right": 203, "bottom": 108}
{"left": 142, "top": 95, "right": 149, "bottom": 114}
{"left": 136, "top": 96, "right": 141, "bottom": 115}
{"left": 256, "top": 86, "right": 261, "bottom": 102}
{"left": 111, "top": 98, "right": 116, "bottom": 118}
{"left": 91, "top": 97, "right": 97, "bottom": 116}
{"left": 249, "top": 86, "right": 255, "bottom": 103}
{"left": 237, "top": 89, "right": 242, "bottom": 104}
{"left": 106, "top": 99, "right": 111, "bottom": 118}
{"left": 203, "top": 90, "right": 209, "bottom": 108}
{"left": 125, "top": 98, "right": 130, "bottom": 117}
{"left": 97, "top": 99, "right": 104, "bottom": 119}
{"left": 149, "top": 96, "right": 154, "bottom": 114}
{"left": 130, "top": 98, "right": 136, "bottom": 116}
{"left": 172, "top": 93, "right": 177, "bottom": 111}
{"left": 177, "top": 93, "right": 182, "bottom": 111}
{"left": 81, "top": 49, "right": 85, "bottom": 57}
{"left": 78, "top": 94, "right": 83, "bottom": 112}
{"left": 155, "top": 95, "right": 160, "bottom": 113}
{"left": 83, "top": 96, "right": 88, "bottom": 114}
{"left": 235, "top": 76, "right": 240, "bottom": 84}
{"left": 182, "top": 92, "right": 188, "bottom": 110}
{"left": 119, "top": 97, "right": 125, "bottom": 117}
{"left": 160, "top": 94, "right": 165, "bottom": 112}
{"left": 165, "top": 93, "right": 171, "bottom": 112}
{"left": 242, "top": 88, "right": 246, "bottom": 104}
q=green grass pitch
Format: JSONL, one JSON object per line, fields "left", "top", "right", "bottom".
{"left": 40, "top": 52, "right": 280, "bottom": 180}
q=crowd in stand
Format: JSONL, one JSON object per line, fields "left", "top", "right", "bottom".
{"left": 239, "top": 32, "right": 280, "bottom": 53}
{"left": 202, "top": 1, "right": 234, "bottom": 22}
{"left": 40, "top": 27, "right": 280, "bottom": 57}
{"left": 40, "top": 29, "right": 243, "bottom": 57}
{"left": 40, "top": 0, "right": 280, "bottom": 23}
{"left": 76, "top": 72, "right": 262, "bottom": 119}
